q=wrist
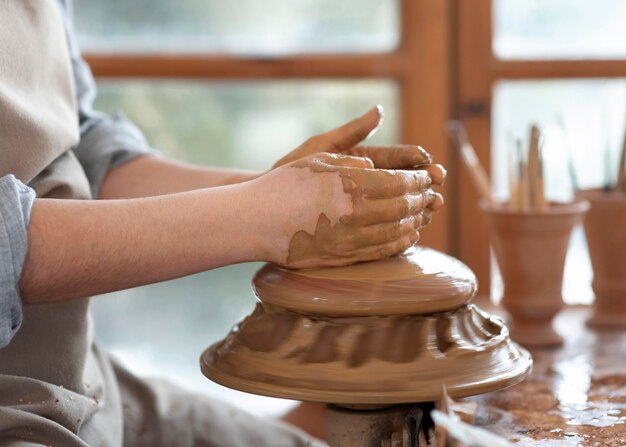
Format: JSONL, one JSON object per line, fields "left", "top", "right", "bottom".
{"left": 234, "top": 176, "right": 285, "bottom": 265}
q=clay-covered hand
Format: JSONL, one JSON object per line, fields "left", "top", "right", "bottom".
{"left": 272, "top": 105, "right": 445, "bottom": 179}
{"left": 250, "top": 152, "right": 444, "bottom": 269}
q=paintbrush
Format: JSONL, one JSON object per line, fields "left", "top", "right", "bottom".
{"left": 508, "top": 139, "right": 521, "bottom": 210}
{"left": 516, "top": 139, "right": 530, "bottom": 211}
{"left": 446, "top": 121, "right": 495, "bottom": 205}
{"left": 528, "top": 125, "right": 548, "bottom": 211}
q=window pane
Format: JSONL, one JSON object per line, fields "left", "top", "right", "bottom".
{"left": 91, "top": 79, "right": 398, "bottom": 415}
{"left": 494, "top": 0, "right": 626, "bottom": 59}
{"left": 491, "top": 79, "right": 626, "bottom": 304}
{"left": 74, "top": 0, "right": 400, "bottom": 54}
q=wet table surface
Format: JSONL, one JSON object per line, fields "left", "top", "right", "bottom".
{"left": 469, "top": 305, "right": 626, "bottom": 446}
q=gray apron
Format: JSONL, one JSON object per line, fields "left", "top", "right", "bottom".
{"left": 0, "top": 2, "right": 323, "bottom": 445}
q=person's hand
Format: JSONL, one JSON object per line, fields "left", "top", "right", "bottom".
{"left": 249, "top": 152, "right": 444, "bottom": 269}
{"left": 272, "top": 105, "right": 445, "bottom": 183}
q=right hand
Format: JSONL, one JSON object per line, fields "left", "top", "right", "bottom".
{"left": 248, "top": 151, "right": 444, "bottom": 269}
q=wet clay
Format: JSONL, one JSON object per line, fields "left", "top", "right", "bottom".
{"left": 284, "top": 154, "right": 436, "bottom": 268}
{"left": 201, "top": 304, "right": 530, "bottom": 404}
{"left": 255, "top": 246, "right": 477, "bottom": 316}
{"left": 200, "top": 247, "right": 532, "bottom": 405}
{"left": 575, "top": 189, "right": 626, "bottom": 329}
{"left": 471, "top": 306, "right": 626, "bottom": 446}
{"left": 481, "top": 199, "right": 589, "bottom": 348}
{"left": 345, "top": 144, "right": 433, "bottom": 170}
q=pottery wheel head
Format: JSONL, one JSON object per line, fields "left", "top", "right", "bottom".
{"left": 252, "top": 246, "right": 479, "bottom": 316}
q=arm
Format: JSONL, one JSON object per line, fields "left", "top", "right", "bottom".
{"left": 98, "top": 107, "right": 446, "bottom": 200}
{"left": 20, "top": 182, "right": 258, "bottom": 303}
{"left": 20, "top": 150, "right": 443, "bottom": 304}
{"left": 99, "top": 155, "right": 260, "bottom": 199}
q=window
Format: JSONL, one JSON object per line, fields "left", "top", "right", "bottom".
{"left": 494, "top": 0, "right": 626, "bottom": 60}
{"left": 75, "top": 0, "right": 400, "bottom": 54}
{"left": 80, "top": 0, "right": 451, "bottom": 416}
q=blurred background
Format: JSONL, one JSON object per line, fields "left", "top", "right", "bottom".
{"left": 74, "top": 0, "right": 626, "bottom": 416}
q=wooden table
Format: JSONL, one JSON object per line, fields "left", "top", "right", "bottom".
{"left": 470, "top": 305, "right": 626, "bottom": 446}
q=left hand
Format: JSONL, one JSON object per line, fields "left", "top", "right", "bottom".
{"left": 272, "top": 105, "right": 445, "bottom": 185}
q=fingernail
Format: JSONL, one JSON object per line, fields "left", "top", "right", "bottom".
{"left": 409, "top": 231, "right": 419, "bottom": 244}
{"left": 436, "top": 163, "right": 447, "bottom": 185}
{"left": 418, "top": 146, "right": 433, "bottom": 164}
{"left": 374, "top": 104, "right": 385, "bottom": 119}
{"left": 364, "top": 105, "right": 384, "bottom": 141}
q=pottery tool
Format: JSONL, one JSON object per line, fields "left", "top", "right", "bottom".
{"left": 617, "top": 119, "right": 626, "bottom": 191}
{"left": 605, "top": 142, "right": 614, "bottom": 191}
{"left": 446, "top": 121, "right": 495, "bottom": 205}
{"left": 508, "top": 141, "right": 521, "bottom": 210}
{"left": 516, "top": 139, "right": 531, "bottom": 211}
{"left": 528, "top": 125, "right": 548, "bottom": 211}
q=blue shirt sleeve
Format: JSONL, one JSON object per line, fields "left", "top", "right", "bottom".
{"left": 0, "top": 175, "right": 36, "bottom": 348}
{"left": 58, "top": 0, "right": 159, "bottom": 199}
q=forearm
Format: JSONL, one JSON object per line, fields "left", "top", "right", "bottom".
{"left": 20, "top": 182, "right": 259, "bottom": 304}
{"left": 99, "top": 155, "right": 261, "bottom": 199}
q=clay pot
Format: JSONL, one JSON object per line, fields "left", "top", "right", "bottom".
{"left": 200, "top": 247, "right": 532, "bottom": 405}
{"left": 481, "top": 199, "right": 589, "bottom": 348}
{"left": 576, "top": 189, "right": 626, "bottom": 329}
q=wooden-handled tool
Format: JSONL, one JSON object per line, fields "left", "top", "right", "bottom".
{"left": 446, "top": 121, "right": 495, "bottom": 205}
{"left": 528, "top": 125, "right": 548, "bottom": 211}
{"left": 509, "top": 141, "right": 521, "bottom": 210}
{"left": 518, "top": 139, "right": 531, "bottom": 211}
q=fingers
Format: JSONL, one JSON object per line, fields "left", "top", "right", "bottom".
{"left": 430, "top": 192, "right": 444, "bottom": 212}
{"left": 346, "top": 145, "right": 433, "bottom": 169}
{"left": 319, "top": 105, "right": 383, "bottom": 153}
{"left": 346, "top": 168, "right": 432, "bottom": 198}
{"left": 346, "top": 192, "right": 435, "bottom": 225}
{"left": 344, "top": 216, "right": 418, "bottom": 248}
{"left": 417, "top": 163, "right": 446, "bottom": 186}
{"left": 332, "top": 231, "right": 419, "bottom": 266}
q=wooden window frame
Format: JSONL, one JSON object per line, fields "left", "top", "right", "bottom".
{"left": 85, "top": 0, "right": 455, "bottom": 254}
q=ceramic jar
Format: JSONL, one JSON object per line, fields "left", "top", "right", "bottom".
{"left": 481, "top": 199, "right": 589, "bottom": 348}
{"left": 576, "top": 189, "right": 626, "bottom": 329}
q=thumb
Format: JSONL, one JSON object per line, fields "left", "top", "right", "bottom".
{"left": 321, "top": 105, "right": 383, "bottom": 153}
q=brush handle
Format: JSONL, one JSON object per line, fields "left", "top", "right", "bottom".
{"left": 528, "top": 125, "right": 548, "bottom": 211}
{"left": 446, "top": 121, "right": 495, "bottom": 204}
{"left": 509, "top": 148, "right": 521, "bottom": 210}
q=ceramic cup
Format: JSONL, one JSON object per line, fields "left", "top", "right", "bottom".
{"left": 481, "top": 199, "right": 589, "bottom": 348}
{"left": 575, "top": 189, "right": 626, "bottom": 329}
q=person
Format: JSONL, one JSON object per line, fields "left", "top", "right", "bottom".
{"left": 0, "top": 1, "right": 445, "bottom": 446}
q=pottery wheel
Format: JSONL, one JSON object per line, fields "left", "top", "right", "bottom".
{"left": 200, "top": 246, "right": 532, "bottom": 405}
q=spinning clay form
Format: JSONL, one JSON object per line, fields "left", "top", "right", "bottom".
{"left": 201, "top": 247, "right": 532, "bottom": 405}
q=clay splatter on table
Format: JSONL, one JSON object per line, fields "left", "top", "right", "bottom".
{"left": 471, "top": 306, "right": 626, "bottom": 446}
